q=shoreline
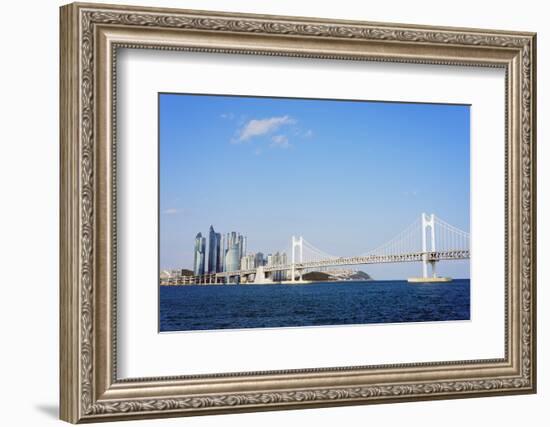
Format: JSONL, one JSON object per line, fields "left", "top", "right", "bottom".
{"left": 160, "top": 279, "right": 377, "bottom": 286}
{"left": 160, "top": 278, "right": 470, "bottom": 286}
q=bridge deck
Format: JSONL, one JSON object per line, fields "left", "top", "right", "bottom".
{"left": 215, "top": 250, "right": 470, "bottom": 277}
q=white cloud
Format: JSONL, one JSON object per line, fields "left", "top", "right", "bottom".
{"left": 220, "top": 113, "right": 235, "bottom": 120}
{"left": 270, "top": 134, "right": 291, "bottom": 149}
{"left": 163, "top": 208, "right": 181, "bottom": 214}
{"left": 236, "top": 115, "right": 295, "bottom": 141}
{"left": 303, "top": 129, "right": 313, "bottom": 138}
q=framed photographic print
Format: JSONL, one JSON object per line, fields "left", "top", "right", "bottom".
{"left": 158, "top": 93, "right": 472, "bottom": 332}
{"left": 60, "top": 2, "right": 537, "bottom": 423}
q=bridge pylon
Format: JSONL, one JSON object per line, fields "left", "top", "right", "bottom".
{"left": 291, "top": 236, "right": 303, "bottom": 282}
{"left": 407, "top": 212, "right": 453, "bottom": 283}
{"left": 421, "top": 213, "right": 436, "bottom": 279}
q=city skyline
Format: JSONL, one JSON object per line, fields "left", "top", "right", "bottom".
{"left": 190, "top": 224, "right": 289, "bottom": 279}
{"left": 160, "top": 93, "right": 470, "bottom": 280}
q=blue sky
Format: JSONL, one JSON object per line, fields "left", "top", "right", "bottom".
{"left": 159, "top": 93, "right": 470, "bottom": 279}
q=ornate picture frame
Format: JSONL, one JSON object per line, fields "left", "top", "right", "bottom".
{"left": 60, "top": 2, "right": 536, "bottom": 423}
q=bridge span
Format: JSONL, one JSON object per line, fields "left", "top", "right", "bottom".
{"left": 161, "top": 213, "right": 470, "bottom": 285}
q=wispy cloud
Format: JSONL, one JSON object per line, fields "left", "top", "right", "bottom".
{"left": 220, "top": 113, "right": 235, "bottom": 120}
{"left": 235, "top": 115, "right": 295, "bottom": 142}
{"left": 303, "top": 129, "right": 313, "bottom": 138}
{"left": 270, "top": 134, "right": 291, "bottom": 149}
{"left": 162, "top": 208, "right": 182, "bottom": 215}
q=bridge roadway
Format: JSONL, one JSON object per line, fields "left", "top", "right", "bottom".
{"left": 217, "top": 250, "right": 469, "bottom": 276}
{"left": 161, "top": 250, "right": 470, "bottom": 285}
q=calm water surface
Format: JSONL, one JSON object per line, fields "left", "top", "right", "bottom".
{"left": 159, "top": 279, "right": 470, "bottom": 332}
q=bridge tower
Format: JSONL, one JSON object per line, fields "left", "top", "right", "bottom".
{"left": 254, "top": 265, "right": 266, "bottom": 284}
{"left": 421, "top": 213, "right": 436, "bottom": 278}
{"left": 291, "top": 236, "right": 303, "bottom": 282}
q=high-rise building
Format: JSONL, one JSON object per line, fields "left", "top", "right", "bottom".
{"left": 217, "top": 233, "right": 223, "bottom": 271}
{"left": 266, "top": 251, "right": 288, "bottom": 281}
{"left": 254, "top": 252, "right": 265, "bottom": 267}
{"left": 240, "top": 235, "right": 247, "bottom": 260}
{"left": 193, "top": 232, "right": 206, "bottom": 275}
{"left": 240, "top": 254, "right": 256, "bottom": 270}
{"left": 219, "top": 233, "right": 226, "bottom": 272}
{"left": 223, "top": 231, "right": 247, "bottom": 272}
{"left": 229, "top": 232, "right": 237, "bottom": 248}
{"left": 207, "top": 226, "right": 222, "bottom": 273}
{"left": 240, "top": 252, "right": 265, "bottom": 270}
{"left": 225, "top": 245, "right": 240, "bottom": 272}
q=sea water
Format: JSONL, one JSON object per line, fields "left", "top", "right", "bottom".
{"left": 159, "top": 279, "right": 470, "bottom": 332}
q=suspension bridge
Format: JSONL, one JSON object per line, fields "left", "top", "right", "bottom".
{"left": 167, "top": 213, "right": 470, "bottom": 285}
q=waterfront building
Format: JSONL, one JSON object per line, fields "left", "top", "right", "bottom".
{"left": 254, "top": 252, "right": 265, "bottom": 267}
{"left": 215, "top": 232, "right": 221, "bottom": 271}
{"left": 266, "top": 252, "right": 286, "bottom": 267}
{"left": 228, "top": 231, "right": 237, "bottom": 248}
{"left": 240, "top": 254, "right": 256, "bottom": 270}
{"left": 160, "top": 270, "right": 180, "bottom": 279}
{"left": 225, "top": 245, "right": 240, "bottom": 272}
{"left": 240, "top": 252, "right": 267, "bottom": 271}
{"left": 240, "top": 235, "right": 247, "bottom": 259}
{"left": 222, "top": 231, "right": 248, "bottom": 272}
{"left": 224, "top": 233, "right": 232, "bottom": 272}
{"left": 193, "top": 232, "right": 206, "bottom": 275}
{"left": 266, "top": 251, "right": 288, "bottom": 281}
{"left": 207, "top": 226, "right": 222, "bottom": 273}
{"left": 279, "top": 252, "right": 288, "bottom": 280}
{"left": 219, "top": 233, "right": 226, "bottom": 272}
{"left": 224, "top": 231, "right": 236, "bottom": 272}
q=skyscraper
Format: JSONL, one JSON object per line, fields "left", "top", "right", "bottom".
{"left": 224, "top": 231, "right": 246, "bottom": 272}
{"left": 254, "top": 252, "right": 265, "bottom": 267}
{"left": 193, "top": 232, "right": 206, "bottom": 275}
{"left": 215, "top": 232, "right": 221, "bottom": 271}
{"left": 239, "top": 235, "right": 247, "bottom": 260}
{"left": 225, "top": 245, "right": 240, "bottom": 272}
{"left": 207, "top": 225, "right": 221, "bottom": 273}
{"left": 219, "top": 233, "right": 226, "bottom": 272}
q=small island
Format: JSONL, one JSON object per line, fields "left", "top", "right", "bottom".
{"left": 302, "top": 270, "right": 372, "bottom": 282}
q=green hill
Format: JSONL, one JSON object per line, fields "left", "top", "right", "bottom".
{"left": 302, "top": 270, "right": 372, "bottom": 281}
{"left": 302, "top": 271, "right": 333, "bottom": 281}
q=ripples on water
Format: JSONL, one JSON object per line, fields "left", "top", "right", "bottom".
{"left": 159, "top": 279, "right": 470, "bottom": 332}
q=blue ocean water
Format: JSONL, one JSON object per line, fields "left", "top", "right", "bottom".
{"left": 159, "top": 279, "right": 470, "bottom": 332}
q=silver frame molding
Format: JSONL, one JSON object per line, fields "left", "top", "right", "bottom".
{"left": 60, "top": 2, "right": 537, "bottom": 423}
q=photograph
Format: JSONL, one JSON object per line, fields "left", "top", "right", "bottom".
{"left": 158, "top": 93, "right": 471, "bottom": 332}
